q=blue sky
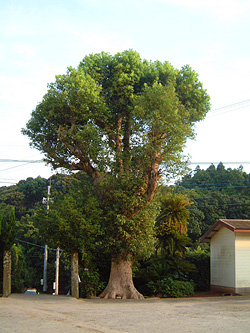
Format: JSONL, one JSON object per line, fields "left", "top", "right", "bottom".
{"left": 1, "top": 0, "right": 250, "bottom": 185}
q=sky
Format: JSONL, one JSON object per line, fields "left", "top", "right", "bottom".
{"left": 1, "top": 0, "right": 250, "bottom": 186}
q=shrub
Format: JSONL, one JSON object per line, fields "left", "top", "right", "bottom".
{"left": 80, "top": 269, "right": 105, "bottom": 298}
{"left": 147, "top": 277, "right": 194, "bottom": 298}
{"left": 185, "top": 248, "right": 210, "bottom": 291}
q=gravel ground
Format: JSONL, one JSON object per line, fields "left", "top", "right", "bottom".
{"left": 1, "top": 293, "right": 250, "bottom": 332}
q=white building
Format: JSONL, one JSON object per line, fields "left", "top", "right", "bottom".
{"left": 200, "top": 219, "right": 250, "bottom": 295}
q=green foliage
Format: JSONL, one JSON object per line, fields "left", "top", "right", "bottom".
{"left": 147, "top": 277, "right": 194, "bottom": 298}
{"left": 180, "top": 163, "right": 250, "bottom": 195}
{"left": 0, "top": 186, "right": 25, "bottom": 220}
{"left": 22, "top": 50, "right": 210, "bottom": 263}
{"left": 134, "top": 191, "right": 195, "bottom": 296}
{"left": 0, "top": 177, "right": 48, "bottom": 222}
{"left": 155, "top": 192, "right": 193, "bottom": 259}
{"left": 0, "top": 206, "right": 16, "bottom": 252}
{"left": 11, "top": 243, "right": 26, "bottom": 292}
{"left": 0, "top": 175, "right": 75, "bottom": 293}
{"left": 175, "top": 65, "right": 210, "bottom": 123}
{"left": 136, "top": 255, "right": 195, "bottom": 284}
{"left": 156, "top": 193, "right": 192, "bottom": 235}
{"left": 135, "top": 245, "right": 196, "bottom": 296}
{"left": 185, "top": 247, "right": 210, "bottom": 291}
{"left": 17, "top": 177, "right": 47, "bottom": 210}
{"left": 45, "top": 174, "right": 104, "bottom": 254}
{"left": 157, "top": 228, "right": 193, "bottom": 258}
{"left": 176, "top": 163, "right": 250, "bottom": 238}
{"left": 100, "top": 189, "right": 159, "bottom": 260}
{"left": 80, "top": 269, "right": 105, "bottom": 298}
{"left": 2, "top": 162, "right": 250, "bottom": 297}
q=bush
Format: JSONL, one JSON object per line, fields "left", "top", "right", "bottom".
{"left": 147, "top": 277, "right": 194, "bottom": 298}
{"left": 80, "top": 269, "right": 105, "bottom": 298}
{"left": 185, "top": 248, "right": 210, "bottom": 291}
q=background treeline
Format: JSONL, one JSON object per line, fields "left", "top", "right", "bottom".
{"left": 178, "top": 162, "right": 250, "bottom": 240}
{"left": 1, "top": 162, "right": 249, "bottom": 297}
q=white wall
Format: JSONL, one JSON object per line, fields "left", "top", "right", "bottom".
{"left": 211, "top": 227, "right": 235, "bottom": 288}
{"left": 235, "top": 232, "right": 250, "bottom": 288}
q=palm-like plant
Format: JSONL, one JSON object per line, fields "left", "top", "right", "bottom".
{"left": 155, "top": 193, "right": 193, "bottom": 258}
{"left": 156, "top": 193, "right": 192, "bottom": 235}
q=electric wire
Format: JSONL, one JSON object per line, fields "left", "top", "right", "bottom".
{"left": 15, "top": 238, "right": 62, "bottom": 252}
{"left": 209, "top": 99, "right": 250, "bottom": 113}
{"left": 207, "top": 99, "right": 250, "bottom": 118}
{"left": 0, "top": 159, "right": 44, "bottom": 163}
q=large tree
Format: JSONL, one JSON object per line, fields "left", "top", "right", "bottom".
{"left": 22, "top": 50, "right": 210, "bottom": 299}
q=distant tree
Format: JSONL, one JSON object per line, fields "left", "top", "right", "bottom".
{"left": 178, "top": 163, "right": 250, "bottom": 237}
{"left": 17, "top": 177, "right": 47, "bottom": 210}
{"left": 22, "top": 50, "right": 210, "bottom": 298}
{"left": 0, "top": 185, "right": 25, "bottom": 220}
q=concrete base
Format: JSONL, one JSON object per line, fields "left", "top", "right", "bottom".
{"left": 235, "top": 287, "right": 250, "bottom": 295}
{"left": 211, "top": 285, "right": 250, "bottom": 295}
{"left": 211, "top": 285, "right": 236, "bottom": 295}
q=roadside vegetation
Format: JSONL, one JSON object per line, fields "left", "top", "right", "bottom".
{"left": 1, "top": 162, "right": 249, "bottom": 298}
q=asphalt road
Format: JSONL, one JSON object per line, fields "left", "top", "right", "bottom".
{"left": 1, "top": 293, "right": 250, "bottom": 332}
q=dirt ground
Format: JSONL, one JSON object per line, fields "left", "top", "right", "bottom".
{"left": 1, "top": 293, "right": 250, "bottom": 332}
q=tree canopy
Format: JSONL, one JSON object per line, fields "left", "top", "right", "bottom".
{"left": 22, "top": 50, "right": 210, "bottom": 298}
{"left": 23, "top": 50, "right": 210, "bottom": 201}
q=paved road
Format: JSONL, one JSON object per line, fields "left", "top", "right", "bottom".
{"left": 1, "top": 293, "right": 250, "bottom": 332}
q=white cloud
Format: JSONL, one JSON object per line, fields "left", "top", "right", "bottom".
{"left": 5, "top": 25, "right": 34, "bottom": 37}
{"left": 14, "top": 44, "right": 36, "bottom": 58}
{"left": 155, "top": 0, "right": 250, "bottom": 21}
{"left": 62, "top": 27, "right": 134, "bottom": 55}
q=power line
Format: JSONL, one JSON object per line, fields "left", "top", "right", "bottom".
{"left": 16, "top": 238, "right": 62, "bottom": 252}
{"left": 210, "top": 99, "right": 250, "bottom": 113}
{"left": 0, "top": 159, "right": 44, "bottom": 163}
{"left": 208, "top": 99, "right": 250, "bottom": 118}
{"left": 15, "top": 238, "right": 44, "bottom": 249}
{"left": 0, "top": 163, "right": 38, "bottom": 173}
{"left": 2, "top": 159, "right": 250, "bottom": 167}
{"left": 189, "top": 161, "right": 250, "bottom": 165}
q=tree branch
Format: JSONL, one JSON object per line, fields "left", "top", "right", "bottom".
{"left": 51, "top": 126, "right": 103, "bottom": 183}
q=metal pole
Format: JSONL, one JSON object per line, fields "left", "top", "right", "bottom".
{"left": 43, "top": 179, "right": 51, "bottom": 293}
{"left": 46, "top": 180, "right": 51, "bottom": 212}
{"left": 55, "top": 248, "right": 60, "bottom": 295}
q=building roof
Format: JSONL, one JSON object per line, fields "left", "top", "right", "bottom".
{"left": 200, "top": 219, "right": 250, "bottom": 243}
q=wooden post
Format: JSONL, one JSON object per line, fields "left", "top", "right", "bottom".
{"left": 71, "top": 251, "right": 79, "bottom": 298}
{"left": 3, "top": 249, "right": 11, "bottom": 297}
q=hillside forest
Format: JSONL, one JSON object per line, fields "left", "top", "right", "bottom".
{"left": 1, "top": 162, "right": 250, "bottom": 298}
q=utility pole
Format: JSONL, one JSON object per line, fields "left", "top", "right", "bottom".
{"left": 54, "top": 248, "right": 60, "bottom": 295}
{"left": 43, "top": 244, "right": 48, "bottom": 292}
{"left": 42, "top": 179, "right": 51, "bottom": 293}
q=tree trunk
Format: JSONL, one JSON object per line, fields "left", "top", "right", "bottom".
{"left": 71, "top": 251, "right": 79, "bottom": 298}
{"left": 99, "top": 258, "right": 144, "bottom": 299}
{"left": 3, "top": 249, "right": 11, "bottom": 297}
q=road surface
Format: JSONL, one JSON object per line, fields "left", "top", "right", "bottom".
{"left": 1, "top": 293, "right": 250, "bottom": 332}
